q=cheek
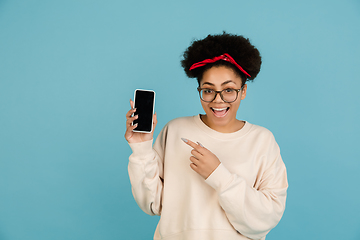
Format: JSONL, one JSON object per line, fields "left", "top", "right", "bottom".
{"left": 230, "top": 101, "right": 241, "bottom": 112}
{"left": 200, "top": 101, "right": 209, "bottom": 112}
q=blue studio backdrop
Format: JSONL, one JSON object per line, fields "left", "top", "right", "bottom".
{"left": 1, "top": 1, "right": 359, "bottom": 239}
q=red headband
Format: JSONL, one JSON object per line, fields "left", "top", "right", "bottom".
{"left": 189, "top": 53, "right": 251, "bottom": 78}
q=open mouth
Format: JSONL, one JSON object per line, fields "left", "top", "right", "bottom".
{"left": 211, "top": 107, "right": 229, "bottom": 118}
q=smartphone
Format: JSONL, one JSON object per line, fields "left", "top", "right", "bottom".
{"left": 133, "top": 89, "right": 156, "bottom": 133}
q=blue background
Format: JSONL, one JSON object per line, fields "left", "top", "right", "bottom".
{"left": 1, "top": 0, "right": 360, "bottom": 239}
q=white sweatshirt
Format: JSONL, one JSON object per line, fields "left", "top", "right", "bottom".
{"left": 128, "top": 115, "right": 288, "bottom": 240}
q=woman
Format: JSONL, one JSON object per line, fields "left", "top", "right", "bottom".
{"left": 125, "top": 32, "right": 288, "bottom": 240}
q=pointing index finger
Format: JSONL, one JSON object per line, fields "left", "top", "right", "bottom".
{"left": 181, "top": 138, "right": 203, "bottom": 151}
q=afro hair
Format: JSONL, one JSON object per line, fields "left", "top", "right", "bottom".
{"left": 181, "top": 32, "right": 262, "bottom": 85}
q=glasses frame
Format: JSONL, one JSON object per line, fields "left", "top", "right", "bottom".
{"left": 197, "top": 85, "right": 245, "bottom": 103}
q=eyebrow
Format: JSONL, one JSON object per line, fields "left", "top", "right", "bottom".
{"left": 202, "top": 80, "right": 236, "bottom": 86}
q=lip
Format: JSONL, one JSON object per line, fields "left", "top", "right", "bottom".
{"left": 210, "top": 107, "right": 230, "bottom": 118}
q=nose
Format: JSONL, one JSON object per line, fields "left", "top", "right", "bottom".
{"left": 213, "top": 92, "right": 224, "bottom": 103}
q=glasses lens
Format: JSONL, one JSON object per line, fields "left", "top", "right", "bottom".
{"left": 221, "top": 89, "right": 237, "bottom": 102}
{"left": 200, "top": 89, "right": 215, "bottom": 102}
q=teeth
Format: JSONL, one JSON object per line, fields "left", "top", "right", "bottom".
{"left": 212, "top": 108, "right": 228, "bottom": 111}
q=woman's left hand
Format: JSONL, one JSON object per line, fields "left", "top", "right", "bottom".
{"left": 182, "top": 138, "right": 221, "bottom": 179}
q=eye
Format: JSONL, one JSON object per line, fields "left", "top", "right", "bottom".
{"left": 224, "top": 88, "right": 235, "bottom": 93}
{"left": 203, "top": 89, "right": 214, "bottom": 94}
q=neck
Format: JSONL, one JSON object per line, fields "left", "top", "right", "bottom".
{"left": 200, "top": 114, "right": 245, "bottom": 133}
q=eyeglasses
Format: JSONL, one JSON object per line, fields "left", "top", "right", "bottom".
{"left": 197, "top": 86, "right": 244, "bottom": 103}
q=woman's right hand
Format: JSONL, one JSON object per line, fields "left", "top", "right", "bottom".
{"left": 125, "top": 99, "right": 157, "bottom": 144}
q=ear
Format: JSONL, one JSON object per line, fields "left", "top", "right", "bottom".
{"left": 240, "top": 84, "right": 247, "bottom": 100}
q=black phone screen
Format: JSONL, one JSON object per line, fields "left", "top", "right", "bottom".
{"left": 133, "top": 89, "right": 155, "bottom": 132}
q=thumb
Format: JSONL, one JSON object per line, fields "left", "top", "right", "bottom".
{"left": 153, "top": 112, "right": 158, "bottom": 129}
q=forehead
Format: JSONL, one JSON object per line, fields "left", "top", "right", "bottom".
{"left": 200, "top": 66, "right": 242, "bottom": 86}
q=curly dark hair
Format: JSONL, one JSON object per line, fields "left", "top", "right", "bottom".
{"left": 181, "top": 32, "right": 262, "bottom": 86}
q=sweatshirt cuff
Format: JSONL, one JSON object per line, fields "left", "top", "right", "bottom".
{"left": 205, "top": 163, "right": 233, "bottom": 192}
{"left": 128, "top": 139, "right": 154, "bottom": 160}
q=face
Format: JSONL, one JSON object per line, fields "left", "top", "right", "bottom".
{"left": 199, "top": 66, "right": 247, "bottom": 133}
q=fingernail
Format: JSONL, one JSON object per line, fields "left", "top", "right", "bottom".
{"left": 197, "top": 142, "right": 204, "bottom": 147}
{"left": 181, "top": 138, "right": 188, "bottom": 143}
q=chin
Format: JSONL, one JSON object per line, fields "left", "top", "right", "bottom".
{"left": 207, "top": 111, "right": 235, "bottom": 126}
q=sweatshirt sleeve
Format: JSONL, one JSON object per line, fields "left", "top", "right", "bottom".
{"left": 205, "top": 141, "right": 288, "bottom": 239}
{"left": 127, "top": 127, "right": 167, "bottom": 216}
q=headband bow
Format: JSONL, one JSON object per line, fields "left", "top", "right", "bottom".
{"left": 189, "top": 53, "right": 251, "bottom": 78}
